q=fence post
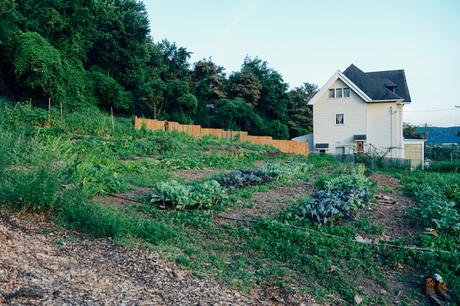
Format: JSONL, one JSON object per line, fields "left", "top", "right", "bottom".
{"left": 48, "top": 97, "right": 51, "bottom": 127}
{"left": 110, "top": 106, "right": 115, "bottom": 132}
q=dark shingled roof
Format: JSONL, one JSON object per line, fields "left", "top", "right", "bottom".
{"left": 343, "top": 64, "right": 411, "bottom": 102}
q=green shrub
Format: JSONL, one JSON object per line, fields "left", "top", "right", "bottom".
{"left": 0, "top": 165, "right": 61, "bottom": 211}
{"left": 69, "top": 158, "right": 129, "bottom": 196}
{"left": 151, "top": 180, "right": 227, "bottom": 209}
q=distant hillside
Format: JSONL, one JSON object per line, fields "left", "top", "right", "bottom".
{"left": 418, "top": 126, "right": 460, "bottom": 144}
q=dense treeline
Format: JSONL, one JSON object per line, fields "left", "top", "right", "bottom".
{"left": 0, "top": 0, "right": 315, "bottom": 139}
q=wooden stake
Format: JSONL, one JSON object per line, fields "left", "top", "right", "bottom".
{"left": 111, "top": 106, "right": 115, "bottom": 132}
{"left": 48, "top": 97, "right": 51, "bottom": 127}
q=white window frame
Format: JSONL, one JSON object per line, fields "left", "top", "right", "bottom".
{"left": 335, "top": 113, "right": 344, "bottom": 125}
{"left": 329, "top": 89, "right": 335, "bottom": 98}
{"left": 336, "top": 88, "right": 343, "bottom": 98}
{"left": 343, "top": 88, "right": 350, "bottom": 98}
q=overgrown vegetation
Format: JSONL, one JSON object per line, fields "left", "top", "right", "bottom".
{"left": 0, "top": 0, "right": 316, "bottom": 139}
{"left": 0, "top": 102, "right": 459, "bottom": 304}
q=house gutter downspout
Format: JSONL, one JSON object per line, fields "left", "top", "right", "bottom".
{"left": 390, "top": 106, "right": 393, "bottom": 157}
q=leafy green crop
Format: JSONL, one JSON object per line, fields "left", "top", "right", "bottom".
{"left": 151, "top": 180, "right": 227, "bottom": 209}
{"left": 219, "top": 162, "right": 312, "bottom": 188}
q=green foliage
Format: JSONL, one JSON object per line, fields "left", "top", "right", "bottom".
{"left": 1, "top": 2, "right": 317, "bottom": 139}
{"left": 287, "top": 82, "right": 317, "bottom": 137}
{"left": 403, "top": 122, "right": 424, "bottom": 139}
{"left": 13, "top": 32, "right": 64, "bottom": 96}
{"left": 403, "top": 173, "right": 460, "bottom": 234}
{"left": 88, "top": 67, "right": 131, "bottom": 111}
{"left": 151, "top": 180, "right": 228, "bottom": 209}
{"left": 219, "top": 168, "right": 275, "bottom": 188}
{"left": 428, "top": 159, "right": 460, "bottom": 173}
{"left": 296, "top": 190, "right": 369, "bottom": 224}
{"left": 69, "top": 158, "right": 129, "bottom": 196}
{"left": 56, "top": 188, "right": 177, "bottom": 243}
{"left": 292, "top": 165, "right": 373, "bottom": 224}
{"left": 425, "top": 144, "right": 460, "bottom": 161}
{"left": 269, "top": 120, "right": 289, "bottom": 140}
{"left": 218, "top": 162, "right": 312, "bottom": 188}
{"left": 319, "top": 165, "right": 373, "bottom": 194}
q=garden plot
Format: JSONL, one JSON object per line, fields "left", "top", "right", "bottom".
{"left": 224, "top": 183, "right": 314, "bottom": 219}
{"left": 364, "top": 174, "right": 420, "bottom": 239}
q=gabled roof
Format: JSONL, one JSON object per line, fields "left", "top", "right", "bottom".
{"left": 308, "top": 64, "right": 412, "bottom": 105}
{"left": 308, "top": 70, "right": 372, "bottom": 105}
{"left": 343, "top": 64, "right": 411, "bottom": 102}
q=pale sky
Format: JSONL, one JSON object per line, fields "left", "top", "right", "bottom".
{"left": 144, "top": 0, "right": 460, "bottom": 127}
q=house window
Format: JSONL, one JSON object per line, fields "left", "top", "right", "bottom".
{"left": 336, "top": 114, "right": 344, "bottom": 125}
{"left": 336, "top": 88, "right": 343, "bottom": 98}
{"left": 343, "top": 88, "right": 350, "bottom": 97}
{"left": 329, "top": 89, "right": 335, "bottom": 98}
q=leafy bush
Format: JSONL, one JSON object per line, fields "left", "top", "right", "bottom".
{"left": 69, "top": 158, "right": 129, "bottom": 196}
{"left": 151, "top": 180, "right": 227, "bottom": 209}
{"left": 0, "top": 164, "right": 61, "bottom": 211}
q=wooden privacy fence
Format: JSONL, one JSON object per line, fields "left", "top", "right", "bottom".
{"left": 134, "top": 117, "right": 308, "bottom": 156}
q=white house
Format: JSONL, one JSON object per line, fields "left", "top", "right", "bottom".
{"left": 306, "top": 64, "right": 424, "bottom": 168}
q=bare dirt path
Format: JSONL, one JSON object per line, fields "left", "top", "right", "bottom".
{"left": 366, "top": 173, "right": 420, "bottom": 239}
{"left": 224, "top": 183, "right": 313, "bottom": 220}
{"left": 0, "top": 213, "right": 316, "bottom": 305}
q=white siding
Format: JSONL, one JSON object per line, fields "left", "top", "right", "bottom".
{"left": 313, "top": 79, "right": 367, "bottom": 153}
{"left": 366, "top": 103, "right": 404, "bottom": 158}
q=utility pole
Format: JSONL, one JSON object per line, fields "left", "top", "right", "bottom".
{"left": 456, "top": 106, "right": 460, "bottom": 137}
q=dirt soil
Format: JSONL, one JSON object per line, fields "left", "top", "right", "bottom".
{"left": 366, "top": 174, "right": 419, "bottom": 239}
{"left": 93, "top": 187, "right": 151, "bottom": 207}
{"left": 173, "top": 168, "right": 226, "bottom": 181}
{"left": 225, "top": 183, "right": 314, "bottom": 220}
{"left": 0, "top": 213, "right": 317, "bottom": 305}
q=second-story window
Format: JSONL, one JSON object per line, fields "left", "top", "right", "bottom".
{"left": 344, "top": 88, "right": 350, "bottom": 97}
{"left": 336, "top": 114, "right": 344, "bottom": 125}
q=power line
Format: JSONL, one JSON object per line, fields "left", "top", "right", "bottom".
{"left": 404, "top": 108, "right": 456, "bottom": 113}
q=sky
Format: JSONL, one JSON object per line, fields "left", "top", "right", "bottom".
{"left": 144, "top": 0, "right": 460, "bottom": 127}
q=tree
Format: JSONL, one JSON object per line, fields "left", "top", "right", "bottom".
{"left": 191, "top": 59, "right": 226, "bottom": 126}
{"left": 213, "top": 98, "right": 268, "bottom": 135}
{"left": 287, "top": 82, "right": 317, "bottom": 137}
{"left": 403, "top": 123, "right": 424, "bottom": 139}
{"left": 228, "top": 72, "right": 261, "bottom": 107}
{"left": 239, "top": 57, "right": 290, "bottom": 121}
